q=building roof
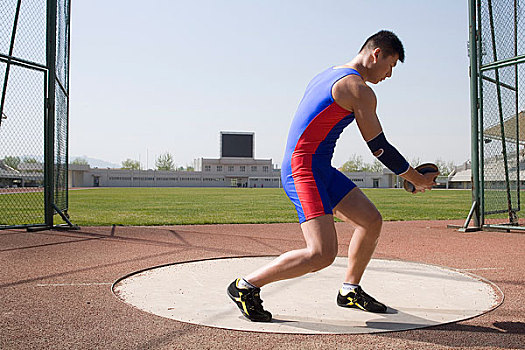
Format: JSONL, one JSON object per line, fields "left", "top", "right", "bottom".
{"left": 448, "top": 163, "right": 525, "bottom": 182}
{"left": 484, "top": 111, "right": 525, "bottom": 144}
{"left": 449, "top": 169, "right": 471, "bottom": 182}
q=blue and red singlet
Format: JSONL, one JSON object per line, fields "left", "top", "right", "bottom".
{"left": 282, "top": 67, "right": 361, "bottom": 223}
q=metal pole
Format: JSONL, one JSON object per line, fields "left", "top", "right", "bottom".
{"left": 481, "top": 75, "right": 516, "bottom": 91}
{"left": 514, "top": 0, "right": 520, "bottom": 213}
{"left": 45, "top": 0, "right": 57, "bottom": 227}
{"left": 0, "top": 0, "right": 22, "bottom": 127}
{"left": 477, "top": 0, "right": 485, "bottom": 225}
{"left": 480, "top": 54, "right": 525, "bottom": 71}
{"left": 65, "top": 0, "right": 72, "bottom": 212}
{"left": 469, "top": 0, "right": 481, "bottom": 228}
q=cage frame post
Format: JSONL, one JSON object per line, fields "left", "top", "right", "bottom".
{"left": 464, "top": 0, "right": 483, "bottom": 231}
{"left": 44, "top": 0, "right": 57, "bottom": 228}
{"left": 45, "top": 0, "right": 76, "bottom": 231}
{"left": 0, "top": 0, "right": 22, "bottom": 128}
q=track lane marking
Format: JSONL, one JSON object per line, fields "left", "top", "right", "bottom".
{"left": 460, "top": 267, "right": 504, "bottom": 271}
{"left": 36, "top": 282, "right": 112, "bottom": 287}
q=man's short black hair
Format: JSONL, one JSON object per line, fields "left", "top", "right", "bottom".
{"left": 359, "top": 30, "right": 405, "bottom": 63}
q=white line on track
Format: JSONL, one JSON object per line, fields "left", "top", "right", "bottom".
{"left": 460, "top": 267, "right": 504, "bottom": 271}
{"left": 36, "top": 282, "right": 112, "bottom": 287}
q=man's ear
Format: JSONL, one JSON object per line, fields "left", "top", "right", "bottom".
{"left": 372, "top": 48, "right": 381, "bottom": 62}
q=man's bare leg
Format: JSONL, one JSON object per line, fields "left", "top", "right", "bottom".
{"left": 244, "top": 214, "right": 338, "bottom": 287}
{"left": 333, "top": 187, "right": 382, "bottom": 284}
{"left": 332, "top": 187, "right": 387, "bottom": 313}
{"left": 227, "top": 215, "right": 339, "bottom": 322}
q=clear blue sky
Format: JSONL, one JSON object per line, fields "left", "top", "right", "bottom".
{"left": 70, "top": 0, "right": 471, "bottom": 169}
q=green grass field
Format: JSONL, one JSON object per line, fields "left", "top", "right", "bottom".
{"left": 0, "top": 191, "right": 45, "bottom": 226}
{"left": 44, "top": 187, "right": 474, "bottom": 226}
{"left": 1, "top": 187, "right": 474, "bottom": 226}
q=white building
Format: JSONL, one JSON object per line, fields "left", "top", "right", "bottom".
{"left": 67, "top": 163, "right": 407, "bottom": 189}
{"left": 195, "top": 157, "right": 279, "bottom": 188}
{"left": 342, "top": 170, "right": 400, "bottom": 189}
{"left": 68, "top": 131, "right": 285, "bottom": 188}
{"left": 69, "top": 158, "right": 282, "bottom": 188}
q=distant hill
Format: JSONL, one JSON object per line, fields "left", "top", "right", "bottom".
{"left": 1, "top": 154, "right": 121, "bottom": 168}
{"left": 71, "top": 156, "right": 120, "bottom": 169}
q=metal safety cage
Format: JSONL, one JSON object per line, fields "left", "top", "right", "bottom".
{"left": 0, "top": 0, "right": 76, "bottom": 230}
{"left": 465, "top": 0, "right": 525, "bottom": 232}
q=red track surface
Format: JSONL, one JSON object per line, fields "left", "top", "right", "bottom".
{"left": 1, "top": 220, "right": 524, "bottom": 349}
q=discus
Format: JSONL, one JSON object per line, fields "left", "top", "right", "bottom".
{"left": 403, "top": 163, "right": 439, "bottom": 193}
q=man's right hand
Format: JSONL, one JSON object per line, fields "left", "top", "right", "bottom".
{"left": 402, "top": 167, "right": 439, "bottom": 193}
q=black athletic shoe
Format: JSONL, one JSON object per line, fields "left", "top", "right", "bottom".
{"left": 337, "top": 286, "right": 387, "bottom": 313}
{"left": 227, "top": 279, "right": 272, "bottom": 322}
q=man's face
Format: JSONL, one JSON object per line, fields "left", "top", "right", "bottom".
{"left": 370, "top": 49, "right": 399, "bottom": 84}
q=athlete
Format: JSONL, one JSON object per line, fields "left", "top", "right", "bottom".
{"left": 228, "top": 30, "right": 438, "bottom": 322}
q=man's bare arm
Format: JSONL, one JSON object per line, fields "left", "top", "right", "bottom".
{"left": 332, "top": 75, "right": 383, "bottom": 142}
{"left": 332, "top": 76, "right": 436, "bottom": 192}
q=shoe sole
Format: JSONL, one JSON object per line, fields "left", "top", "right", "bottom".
{"left": 337, "top": 301, "right": 367, "bottom": 311}
{"left": 337, "top": 300, "right": 387, "bottom": 313}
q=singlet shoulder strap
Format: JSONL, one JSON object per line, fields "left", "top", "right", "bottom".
{"left": 332, "top": 66, "right": 361, "bottom": 78}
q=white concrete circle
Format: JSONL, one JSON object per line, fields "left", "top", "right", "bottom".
{"left": 113, "top": 257, "right": 502, "bottom": 334}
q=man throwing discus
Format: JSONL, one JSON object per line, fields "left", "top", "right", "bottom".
{"left": 228, "top": 30, "right": 438, "bottom": 322}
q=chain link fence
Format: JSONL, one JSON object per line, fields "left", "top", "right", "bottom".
{"left": 54, "top": 85, "right": 68, "bottom": 211}
{"left": 0, "top": 0, "right": 71, "bottom": 229}
{"left": 54, "top": 0, "right": 70, "bottom": 213}
{"left": 477, "top": 0, "right": 525, "bottom": 227}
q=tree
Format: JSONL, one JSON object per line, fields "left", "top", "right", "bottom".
{"left": 121, "top": 158, "right": 141, "bottom": 170}
{"left": 72, "top": 157, "right": 89, "bottom": 165}
{"left": 155, "top": 152, "right": 175, "bottom": 171}
{"left": 434, "top": 159, "right": 455, "bottom": 176}
{"left": 2, "top": 156, "right": 20, "bottom": 170}
{"left": 410, "top": 157, "right": 421, "bottom": 168}
{"left": 23, "top": 157, "right": 38, "bottom": 164}
{"left": 340, "top": 154, "right": 367, "bottom": 172}
{"left": 186, "top": 165, "right": 194, "bottom": 172}
{"left": 370, "top": 159, "right": 384, "bottom": 172}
